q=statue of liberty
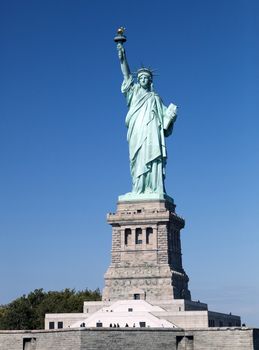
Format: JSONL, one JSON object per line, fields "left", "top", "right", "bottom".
{"left": 115, "top": 28, "right": 177, "bottom": 200}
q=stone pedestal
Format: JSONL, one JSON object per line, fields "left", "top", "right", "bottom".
{"left": 103, "top": 199, "right": 191, "bottom": 302}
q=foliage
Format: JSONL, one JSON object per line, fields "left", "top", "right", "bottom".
{"left": 0, "top": 288, "right": 101, "bottom": 330}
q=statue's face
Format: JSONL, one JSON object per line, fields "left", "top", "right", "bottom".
{"left": 138, "top": 74, "right": 151, "bottom": 90}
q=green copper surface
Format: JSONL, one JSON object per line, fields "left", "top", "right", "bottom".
{"left": 116, "top": 32, "right": 177, "bottom": 201}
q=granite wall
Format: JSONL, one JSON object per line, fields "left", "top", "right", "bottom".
{"left": 0, "top": 327, "right": 258, "bottom": 350}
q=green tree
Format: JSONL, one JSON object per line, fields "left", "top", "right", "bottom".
{"left": 0, "top": 288, "right": 101, "bottom": 330}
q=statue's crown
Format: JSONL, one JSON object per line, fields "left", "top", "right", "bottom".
{"left": 137, "top": 67, "right": 154, "bottom": 79}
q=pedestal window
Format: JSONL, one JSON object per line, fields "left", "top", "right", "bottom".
{"left": 135, "top": 228, "right": 142, "bottom": 244}
{"left": 125, "top": 228, "right": 131, "bottom": 245}
{"left": 146, "top": 227, "right": 153, "bottom": 244}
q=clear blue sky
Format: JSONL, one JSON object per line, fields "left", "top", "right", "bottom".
{"left": 0, "top": 0, "right": 258, "bottom": 326}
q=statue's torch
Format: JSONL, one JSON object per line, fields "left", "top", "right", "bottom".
{"left": 114, "top": 27, "right": 127, "bottom": 61}
{"left": 114, "top": 27, "right": 127, "bottom": 45}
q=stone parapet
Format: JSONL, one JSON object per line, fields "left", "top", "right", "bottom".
{"left": 0, "top": 327, "right": 258, "bottom": 350}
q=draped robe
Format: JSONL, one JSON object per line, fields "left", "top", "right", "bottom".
{"left": 122, "top": 75, "right": 176, "bottom": 194}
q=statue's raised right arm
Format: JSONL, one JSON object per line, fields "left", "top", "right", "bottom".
{"left": 117, "top": 43, "right": 130, "bottom": 80}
